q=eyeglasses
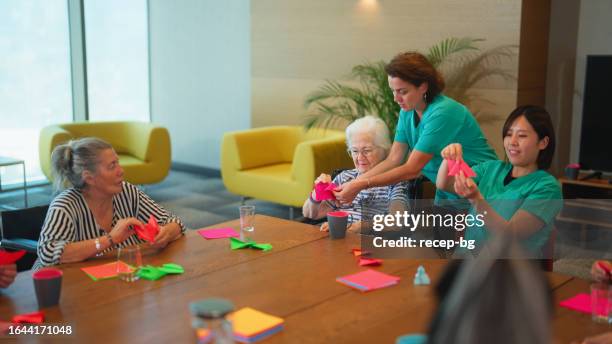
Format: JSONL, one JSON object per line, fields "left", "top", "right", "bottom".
{"left": 347, "top": 147, "right": 378, "bottom": 157}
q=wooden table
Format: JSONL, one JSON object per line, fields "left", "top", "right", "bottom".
{"left": 0, "top": 215, "right": 606, "bottom": 343}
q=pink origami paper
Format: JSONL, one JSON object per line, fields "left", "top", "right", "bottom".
{"left": 559, "top": 293, "right": 591, "bottom": 314}
{"left": 313, "top": 182, "right": 338, "bottom": 201}
{"left": 198, "top": 227, "right": 239, "bottom": 240}
{"left": 134, "top": 215, "right": 160, "bottom": 244}
{"left": 447, "top": 159, "right": 476, "bottom": 178}
{"left": 0, "top": 250, "right": 26, "bottom": 265}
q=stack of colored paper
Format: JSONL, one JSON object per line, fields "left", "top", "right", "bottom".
{"left": 197, "top": 227, "right": 239, "bottom": 240}
{"left": 227, "top": 307, "right": 284, "bottom": 343}
{"left": 81, "top": 261, "right": 133, "bottom": 281}
{"left": 336, "top": 269, "right": 400, "bottom": 292}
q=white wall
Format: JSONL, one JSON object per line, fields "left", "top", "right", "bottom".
{"left": 148, "top": 0, "right": 250, "bottom": 169}
{"left": 570, "top": 0, "right": 612, "bottom": 163}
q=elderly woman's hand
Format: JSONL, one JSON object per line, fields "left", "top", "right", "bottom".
{"left": 110, "top": 217, "right": 143, "bottom": 244}
{"left": 441, "top": 143, "right": 464, "bottom": 161}
{"left": 314, "top": 174, "right": 332, "bottom": 185}
{"left": 333, "top": 179, "right": 366, "bottom": 205}
{"left": 0, "top": 264, "right": 17, "bottom": 288}
{"left": 151, "top": 223, "right": 182, "bottom": 249}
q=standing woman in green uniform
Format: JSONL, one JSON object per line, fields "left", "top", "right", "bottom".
{"left": 334, "top": 52, "right": 497, "bottom": 205}
{"left": 436, "top": 105, "right": 562, "bottom": 254}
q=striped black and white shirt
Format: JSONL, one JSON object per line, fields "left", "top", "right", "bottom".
{"left": 34, "top": 182, "right": 185, "bottom": 269}
{"left": 328, "top": 169, "right": 413, "bottom": 223}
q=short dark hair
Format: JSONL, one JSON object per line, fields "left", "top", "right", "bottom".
{"left": 385, "top": 52, "right": 445, "bottom": 104}
{"left": 502, "top": 105, "right": 556, "bottom": 170}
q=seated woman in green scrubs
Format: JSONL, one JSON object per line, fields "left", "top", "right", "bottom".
{"left": 436, "top": 105, "right": 562, "bottom": 254}
{"left": 334, "top": 52, "right": 497, "bottom": 205}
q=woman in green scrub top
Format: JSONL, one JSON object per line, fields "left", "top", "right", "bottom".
{"left": 334, "top": 52, "right": 497, "bottom": 205}
{"left": 436, "top": 105, "right": 562, "bottom": 254}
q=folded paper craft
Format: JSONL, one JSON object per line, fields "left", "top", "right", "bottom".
{"left": 314, "top": 182, "right": 338, "bottom": 201}
{"left": 597, "top": 261, "right": 611, "bottom": 277}
{"left": 12, "top": 311, "right": 44, "bottom": 324}
{"left": 230, "top": 237, "right": 272, "bottom": 252}
{"left": 197, "top": 227, "right": 240, "bottom": 240}
{"left": 134, "top": 215, "right": 160, "bottom": 243}
{"left": 358, "top": 258, "right": 383, "bottom": 266}
{"left": 0, "top": 250, "right": 26, "bottom": 265}
{"left": 138, "top": 263, "right": 185, "bottom": 281}
{"left": 447, "top": 159, "right": 476, "bottom": 178}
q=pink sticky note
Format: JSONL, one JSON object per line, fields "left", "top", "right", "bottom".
{"left": 314, "top": 182, "right": 337, "bottom": 201}
{"left": 358, "top": 258, "right": 383, "bottom": 266}
{"left": 81, "top": 261, "right": 133, "bottom": 280}
{"left": 559, "top": 293, "right": 591, "bottom": 314}
{"left": 0, "top": 250, "right": 26, "bottom": 265}
{"left": 336, "top": 269, "right": 400, "bottom": 292}
{"left": 198, "top": 227, "right": 240, "bottom": 239}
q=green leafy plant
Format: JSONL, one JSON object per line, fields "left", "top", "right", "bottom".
{"left": 303, "top": 37, "right": 516, "bottom": 135}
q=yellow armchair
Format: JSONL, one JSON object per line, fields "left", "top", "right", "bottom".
{"left": 39, "top": 121, "right": 171, "bottom": 185}
{"left": 221, "top": 126, "right": 354, "bottom": 208}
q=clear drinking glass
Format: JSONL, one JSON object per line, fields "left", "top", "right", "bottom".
{"left": 117, "top": 245, "right": 142, "bottom": 282}
{"left": 590, "top": 282, "right": 611, "bottom": 323}
{"left": 239, "top": 205, "right": 255, "bottom": 233}
{"left": 190, "top": 298, "right": 235, "bottom": 344}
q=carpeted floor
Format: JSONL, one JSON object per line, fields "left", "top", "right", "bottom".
{"left": 0, "top": 169, "right": 608, "bottom": 279}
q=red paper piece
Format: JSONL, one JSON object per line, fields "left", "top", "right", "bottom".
{"left": 314, "top": 182, "right": 338, "bottom": 201}
{"left": 0, "top": 250, "right": 26, "bottom": 265}
{"left": 134, "top": 215, "right": 160, "bottom": 243}
{"left": 446, "top": 159, "right": 476, "bottom": 178}
{"left": 12, "top": 311, "right": 44, "bottom": 324}
{"left": 358, "top": 258, "right": 383, "bottom": 266}
{"left": 559, "top": 293, "right": 591, "bottom": 314}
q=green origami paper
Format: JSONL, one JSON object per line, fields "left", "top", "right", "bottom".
{"left": 229, "top": 237, "right": 273, "bottom": 252}
{"left": 137, "top": 263, "right": 185, "bottom": 281}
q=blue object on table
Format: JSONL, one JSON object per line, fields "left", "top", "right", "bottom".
{"left": 413, "top": 265, "right": 431, "bottom": 285}
{"left": 396, "top": 334, "right": 427, "bottom": 344}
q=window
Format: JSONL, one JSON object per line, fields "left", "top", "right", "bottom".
{"left": 0, "top": 0, "right": 73, "bottom": 185}
{"left": 84, "top": 0, "right": 150, "bottom": 121}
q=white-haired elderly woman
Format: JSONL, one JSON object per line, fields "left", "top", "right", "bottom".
{"left": 303, "top": 116, "right": 412, "bottom": 233}
{"left": 34, "top": 137, "right": 185, "bottom": 269}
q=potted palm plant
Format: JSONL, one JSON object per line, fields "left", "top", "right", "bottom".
{"left": 303, "top": 37, "right": 516, "bottom": 136}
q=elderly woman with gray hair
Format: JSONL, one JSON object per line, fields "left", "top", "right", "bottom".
{"left": 302, "top": 116, "right": 412, "bottom": 232}
{"left": 34, "top": 137, "right": 185, "bottom": 269}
